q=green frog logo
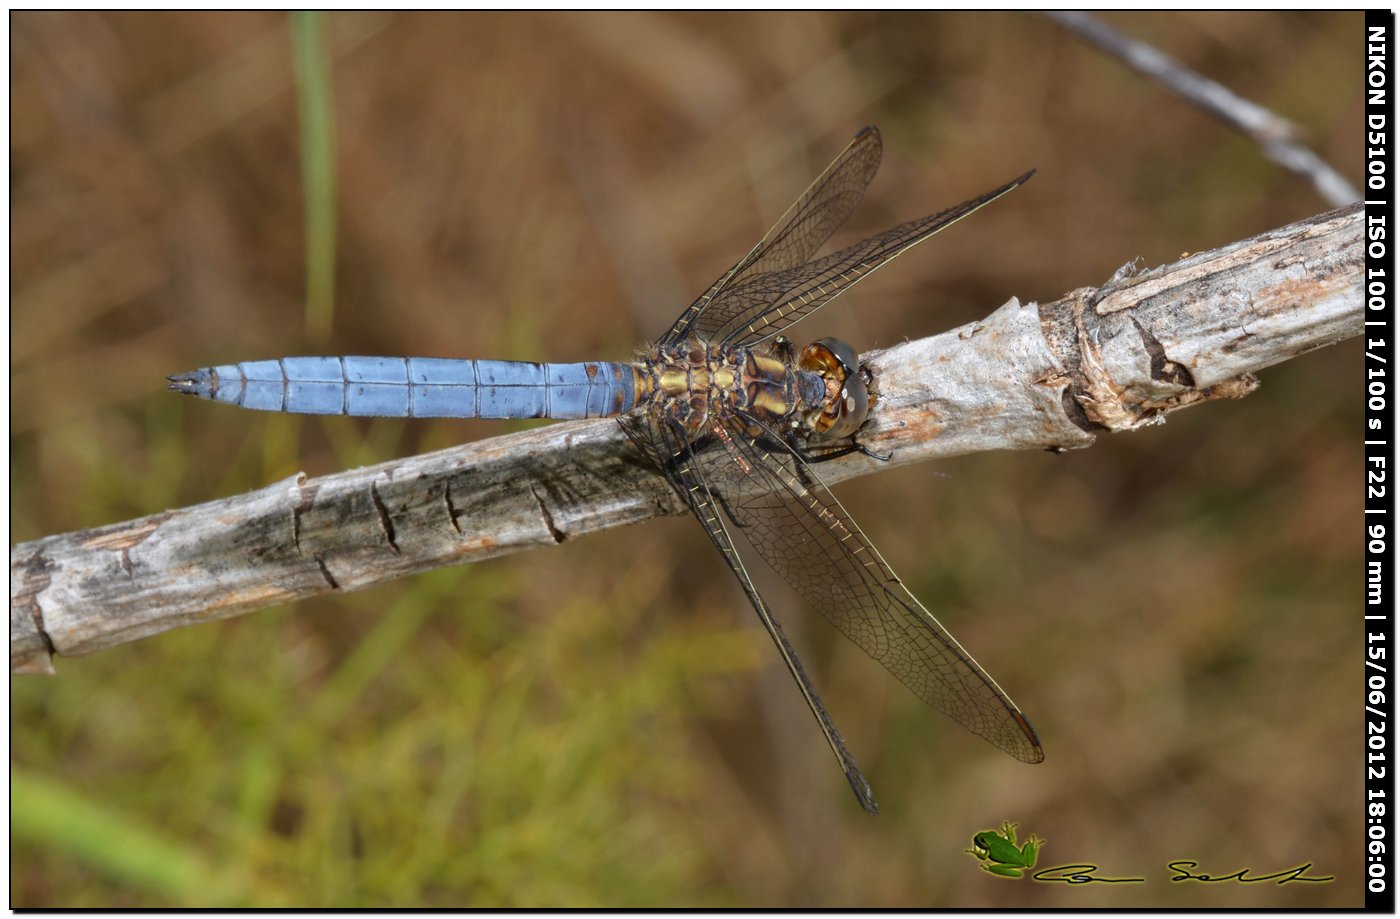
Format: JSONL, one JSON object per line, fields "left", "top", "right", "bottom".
{"left": 966, "top": 821, "right": 1045, "bottom": 878}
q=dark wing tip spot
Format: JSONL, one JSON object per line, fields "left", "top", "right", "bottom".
{"left": 1011, "top": 709, "right": 1046, "bottom": 763}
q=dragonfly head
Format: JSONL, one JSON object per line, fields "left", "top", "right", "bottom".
{"left": 799, "top": 337, "right": 869, "bottom": 442}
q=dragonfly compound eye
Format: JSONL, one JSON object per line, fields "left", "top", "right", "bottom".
{"left": 829, "top": 370, "right": 870, "bottom": 439}
{"left": 799, "top": 337, "right": 869, "bottom": 441}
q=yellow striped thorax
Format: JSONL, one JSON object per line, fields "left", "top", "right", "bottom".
{"left": 632, "top": 337, "right": 870, "bottom": 443}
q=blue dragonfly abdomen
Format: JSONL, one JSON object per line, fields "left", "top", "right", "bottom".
{"left": 168, "top": 356, "right": 638, "bottom": 419}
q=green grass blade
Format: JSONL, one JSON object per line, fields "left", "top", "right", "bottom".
{"left": 11, "top": 769, "right": 234, "bottom": 904}
{"left": 291, "top": 11, "right": 337, "bottom": 345}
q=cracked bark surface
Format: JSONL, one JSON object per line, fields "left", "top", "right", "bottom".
{"left": 10, "top": 203, "right": 1362, "bottom": 674}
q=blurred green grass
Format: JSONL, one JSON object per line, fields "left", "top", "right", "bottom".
{"left": 291, "top": 10, "right": 337, "bottom": 344}
{"left": 11, "top": 554, "right": 763, "bottom": 906}
{"left": 11, "top": 11, "right": 1362, "bottom": 907}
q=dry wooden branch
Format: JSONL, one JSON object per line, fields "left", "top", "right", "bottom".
{"left": 11, "top": 203, "right": 1362, "bottom": 674}
{"left": 1044, "top": 11, "right": 1361, "bottom": 207}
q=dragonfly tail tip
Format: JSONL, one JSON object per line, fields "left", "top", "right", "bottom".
{"left": 166, "top": 370, "right": 211, "bottom": 397}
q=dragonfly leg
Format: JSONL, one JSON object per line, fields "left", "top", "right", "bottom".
{"left": 793, "top": 437, "right": 892, "bottom": 465}
{"left": 782, "top": 434, "right": 875, "bottom": 492}
{"left": 847, "top": 440, "right": 892, "bottom": 463}
{"left": 857, "top": 442, "right": 893, "bottom": 462}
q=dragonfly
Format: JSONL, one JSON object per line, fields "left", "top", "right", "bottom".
{"left": 169, "top": 126, "right": 1041, "bottom": 814}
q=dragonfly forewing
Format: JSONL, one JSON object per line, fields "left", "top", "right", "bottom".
{"left": 704, "top": 169, "right": 1035, "bottom": 347}
{"left": 663, "top": 125, "right": 883, "bottom": 345}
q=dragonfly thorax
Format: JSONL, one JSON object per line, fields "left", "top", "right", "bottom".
{"left": 637, "top": 339, "right": 840, "bottom": 441}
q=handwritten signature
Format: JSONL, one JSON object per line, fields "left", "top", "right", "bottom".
{"left": 1024, "top": 861, "right": 1333, "bottom": 885}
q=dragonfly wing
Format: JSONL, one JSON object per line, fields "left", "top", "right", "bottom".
{"left": 619, "top": 413, "right": 880, "bottom": 814}
{"left": 709, "top": 170, "right": 1034, "bottom": 347}
{"left": 698, "top": 412, "right": 1044, "bottom": 764}
{"left": 661, "top": 126, "right": 883, "bottom": 345}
